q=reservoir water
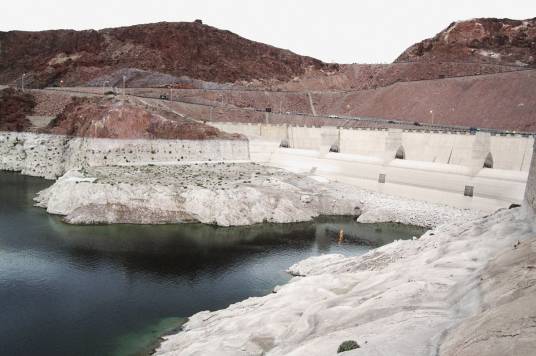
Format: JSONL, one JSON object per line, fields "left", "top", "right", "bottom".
{"left": 0, "top": 172, "right": 426, "bottom": 356}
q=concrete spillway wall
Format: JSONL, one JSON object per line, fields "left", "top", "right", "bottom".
{"left": 212, "top": 122, "right": 534, "bottom": 211}
{"left": 214, "top": 122, "right": 533, "bottom": 171}
{"left": 0, "top": 131, "right": 249, "bottom": 179}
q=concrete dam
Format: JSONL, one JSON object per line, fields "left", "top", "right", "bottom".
{"left": 212, "top": 122, "right": 534, "bottom": 211}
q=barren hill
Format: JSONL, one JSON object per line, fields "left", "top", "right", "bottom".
{"left": 0, "top": 21, "right": 327, "bottom": 88}
{"left": 396, "top": 18, "right": 536, "bottom": 67}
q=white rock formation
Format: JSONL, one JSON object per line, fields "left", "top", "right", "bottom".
{"left": 34, "top": 163, "right": 479, "bottom": 227}
{"left": 34, "top": 163, "right": 360, "bottom": 226}
{"left": 0, "top": 131, "right": 248, "bottom": 179}
{"left": 154, "top": 207, "right": 535, "bottom": 356}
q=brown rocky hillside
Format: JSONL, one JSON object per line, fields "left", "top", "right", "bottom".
{"left": 0, "top": 88, "right": 35, "bottom": 131}
{"left": 0, "top": 21, "right": 327, "bottom": 88}
{"left": 396, "top": 18, "right": 536, "bottom": 67}
{"left": 45, "top": 96, "right": 244, "bottom": 140}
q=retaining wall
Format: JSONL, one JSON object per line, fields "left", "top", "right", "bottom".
{"left": 0, "top": 131, "right": 249, "bottom": 179}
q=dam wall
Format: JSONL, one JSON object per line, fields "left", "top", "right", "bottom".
{"left": 0, "top": 131, "right": 249, "bottom": 179}
{"left": 213, "top": 122, "right": 533, "bottom": 171}
{"left": 212, "top": 122, "right": 534, "bottom": 211}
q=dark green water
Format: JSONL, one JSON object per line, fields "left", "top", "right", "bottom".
{"left": 0, "top": 172, "right": 426, "bottom": 356}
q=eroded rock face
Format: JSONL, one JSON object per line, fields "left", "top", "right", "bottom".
{"left": 34, "top": 163, "right": 363, "bottom": 226}
{"left": 0, "top": 131, "right": 249, "bottom": 179}
{"left": 396, "top": 18, "right": 536, "bottom": 67}
{"left": 0, "top": 21, "right": 326, "bottom": 87}
{"left": 0, "top": 88, "right": 35, "bottom": 131}
{"left": 34, "top": 162, "right": 480, "bottom": 227}
{"left": 44, "top": 96, "right": 244, "bottom": 140}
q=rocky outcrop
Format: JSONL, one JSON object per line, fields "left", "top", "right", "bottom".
{"left": 0, "top": 88, "right": 35, "bottom": 131}
{"left": 396, "top": 18, "right": 536, "bottom": 67}
{"left": 33, "top": 162, "right": 481, "bottom": 226}
{"left": 0, "top": 21, "right": 326, "bottom": 87}
{"left": 34, "top": 164, "right": 363, "bottom": 226}
{"left": 2, "top": 17, "right": 533, "bottom": 97}
{"left": 44, "top": 96, "right": 243, "bottom": 140}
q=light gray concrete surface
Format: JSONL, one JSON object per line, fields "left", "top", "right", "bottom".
{"left": 524, "top": 140, "right": 536, "bottom": 211}
{"left": 213, "top": 122, "right": 534, "bottom": 171}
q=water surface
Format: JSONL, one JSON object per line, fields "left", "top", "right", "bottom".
{"left": 0, "top": 172, "right": 426, "bottom": 356}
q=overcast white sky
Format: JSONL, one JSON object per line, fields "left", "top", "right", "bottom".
{"left": 1, "top": 0, "right": 535, "bottom": 63}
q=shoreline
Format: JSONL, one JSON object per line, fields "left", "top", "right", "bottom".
{"left": 154, "top": 206, "right": 535, "bottom": 356}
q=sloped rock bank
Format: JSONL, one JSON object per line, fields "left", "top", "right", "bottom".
{"left": 154, "top": 207, "right": 534, "bottom": 356}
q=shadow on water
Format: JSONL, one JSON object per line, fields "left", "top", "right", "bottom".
{"left": 0, "top": 172, "right": 426, "bottom": 356}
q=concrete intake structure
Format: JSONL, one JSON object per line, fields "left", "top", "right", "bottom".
{"left": 212, "top": 122, "right": 534, "bottom": 211}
